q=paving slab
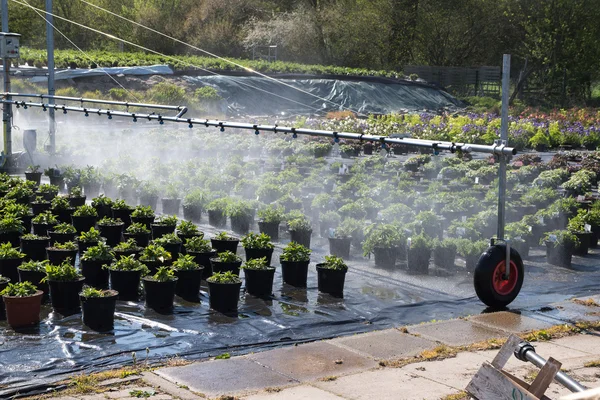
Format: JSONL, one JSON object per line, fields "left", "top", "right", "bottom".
{"left": 248, "top": 341, "right": 377, "bottom": 382}
{"left": 141, "top": 372, "right": 205, "bottom": 400}
{"left": 407, "top": 319, "right": 505, "bottom": 347}
{"left": 533, "top": 302, "right": 600, "bottom": 324}
{"left": 469, "top": 311, "right": 555, "bottom": 333}
{"left": 552, "top": 334, "right": 600, "bottom": 355}
{"left": 243, "top": 385, "right": 345, "bottom": 400}
{"left": 314, "top": 368, "right": 456, "bottom": 400}
{"left": 329, "top": 328, "right": 437, "bottom": 360}
{"left": 156, "top": 358, "right": 295, "bottom": 397}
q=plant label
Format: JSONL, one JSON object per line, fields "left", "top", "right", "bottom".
{"left": 461, "top": 216, "right": 467, "bottom": 222}
{"left": 538, "top": 216, "right": 544, "bottom": 224}
{"left": 475, "top": 177, "right": 479, "bottom": 184}
{"left": 419, "top": 177, "right": 423, "bottom": 182}
{"left": 585, "top": 224, "right": 592, "bottom": 233}
{"left": 528, "top": 225, "right": 533, "bottom": 232}
{"left": 514, "top": 236, "right": 522, "bottom": 241}
{"left": 338, "top": 167, "right": 344, "bottom": 174}
{"left": 548, "top": 234, "right": 557, "bottom": 242}
{"left": 577, "top": 195, "right": 586, "bottom": 202}
{"left": 406, "top": 237, "right": 412, "bottom": 249}
{"left": 457, "top": 227, "right": 466, "bottom": 237}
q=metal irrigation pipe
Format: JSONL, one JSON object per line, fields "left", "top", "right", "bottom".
{"left": 1, "top": 98, "right": 516, "bottom": 156}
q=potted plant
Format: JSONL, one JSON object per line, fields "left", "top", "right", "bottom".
{"left": 207, "top": 271, "right": 242, "bottom": 314}
{"left": 106, "top": 255, "right": 149, "bottom": 301}
{"left": 456, "top": 239, "right": 489, "bottom": 272}
{"left": 81, "top": 166, "right": 102, "bottom": 198}
{"left": 151, "top": 215, "right": 178, "bottom": 239}
{"left": 25, "top": 165, "right": 42, "bottom": 186}
{"left": 6, "top": 183, "right": 35, "bottom": 205}
{"left": 77, "top": 227, "right": 102, "bottom": 255}
{"left": 505, "top": 222, "right": 533, "bottom": 259}
{"left": 280, "top": 241, "right": 311, "bottom": 287}
{"left": 151, "top": 233, "right": 182, "bottom": 262}
{"left": 30, "top": 195, "right": 51, "bottom": 216}
{"left": 91, "top": 195, "right": 113, "bottom": 219}
{"left": 37, "top": 183, "right": 59, "bottom": 202}
{"left": 68, "top": 186, "right": 86, "bottom": 208}
{"left": 17, "top": 260, "right": 49, "bottom": 302}
{"left": 124, "top": 222, "right": 151, "bottom": 248}
{"left": 0, "top": 215, "right": 25, "bottom": 247}
{"left": 114, "top": 238, "right": 143, "bottom": 259}
{"left": 362, "top": 224, "right": 404, "bottom": 268}
{"left": 584, "top": 208, "right": 600, "bottom": 248}
{"left": 44, "top": 167, "right": 64, "bottom": 191}
{"left": 81, "top": 242, "right": 115, "bottom": 289}
{"left": 142, "top": 266, "right": 178, "bottom": 313}
{"left": 241, "top": 257, "right": 275, "bottom": 298}
{"left": 79, "top": 286, "right": 118, "bottom": 332}
{"left": 288, "top": 217, "right": 313, "bottom": 249}
{"left": 139, "top": 244, "right": 172, "bottom": 274}
{"left": 182, "top": 189, "right": 205, "bottom": 222}
{"left": 97, "top": 217, "right": 124, "bottom": 246}
{"left": 131, "top": 205, "right": 155, "bottom": 229}
{"left": 567, "top": 212, "right": 593, "bottom": 256}
{"left": 46, "top": 241, "right": 78, "bottom": 266}
{"left": 241, "top": 232, "right": 274, "bottom": 265}
{"left": 111, "top": 199, "right": 134, "bottom": 229}
{"left": 227, "top": 200, "right": 254, "bottom": 234}
{"left": 43, "top": 259, "right": 85, "bottom": 314}
{"left": 32, "top": 211, "right": 58, "bottom": 236}
{"left": 1, "top": 281, "right": 43, "bottom": 328}
{"left": 0, "top": 274, "right": 9, "bottom": 320}
{"left": 406, "top": 234, "right": 432, "bottom": 275}
{"left": 48, "top": 222, "right": 77, "bottom": 245}
{"left": 0, "top": 243, "right": 25, "bottom": 284}
{"left": 138, "top": 182, "right": 159, "bottom": 210}
{"left": 210, "top": 250, "right": 242, "bottom": 275}
{"left": 327, "top": 221, "right": 353, "bottom": 260}
{"left": 432, "top": 238, "right": 457, "bottom": 269}
{"left": 51, "top": 196, "right": 75, "bottom": 224}
{"left": 161, "top": 184, "right": 181, "bottom": 216}
{"left": 71, "top": 204, "right": 98, "bottom": 233}
{"left": 543, "top": 230, "right": 579, "bottom": 268}
{"left": 206, "top": 198, "right": 228, "bottom": 228}
{"left": 176, "top": 220, "right": 203, "bottom": 243}
{"left": 316, "top": 255, "right": 347, "bottom": 298}
{"left": 257, "top": 205, "right": 284, "bottom": 241}
{"left": 20, "top": 233, "right": 50, "bottom": 261}
{"left": 211, "top": 231, "right": 239, "bottom": 254}
{"left": 185, "top": 236, "right": 216, "bottom": 279}
{"left": 171, "top": 254, "right": 203, "bottom": 302}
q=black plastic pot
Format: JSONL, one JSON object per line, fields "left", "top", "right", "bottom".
{"left": 0, "top": 258, "right": 22, "bottom": 284}
{"left": 230, "top": 215, "right": 252, "bottom": 235}
{"left": 289, "top": 230, "right": 312, "bottom": 249}
{"left": 591, "top": 225, "right": 600, "bottom": 248}
{"left": 0, "top": 231, "right": 21, "bottom": 247}
{"left": 545, "top": 241, "right": 573, "bottom": 268}
{"left": 142, "top": 277, "right": 178, "bottom": 313}
{"left": 188, "top": 250, "right": 216, "bottom": 279}
{"left": 407, "top": 248, "right": 431, "bottom": 275}
{"left": 174, "top": 268, "right": 204, "bottom": 302}
{"left": 31, "top": 201, "right": 51, "bottom": 216}
{"left": 81, "top": 259, "right": 111, "bottom": 289}
{"left": 211, "top": 238, "right": 239, "bottom": 254}
{"left": 328, "top": 237, "right": 352, "bottom": 260}
{"left": 94, "top": 204, "right": 112, "bottom": 219}
{"left": 21, "top": 236, "right": 50, "bottom": 261}
{"left": 68, "top": 196, "right": 86, "bottom": 208}
{"left": 141, "top": 259, "right": 168, "bottom": 275}
{"left": 573, "top": 232, "right": 592, "bottom": 256}
{"left": 48, "top": 278, "right": 85, "bottom": 314}
{"left": 131, "top": 216, "right": 155, "bottom": 230}
{"left": 161, "top": 198, "right": 181, "bottom": 215}
{"left": 208, "top": 281, "right": 241, "bottom": 314}
{"left": 511, "top": 240, "right": 530, "bottom": 259}
{"left": 177, "top": 232, "right": 202, "bottom": 246}
{"left": 112, "top": 209, "right": 133, "bottom": 229}
{"left": 49, "top": 231, "right": 76, "bottom": 245}
{"left": 18, "top": 268, "right": 49, "bottom": 303}
{"left": 182, "top": 205, "right": 202, "bottom": 222}
{"left": 244, "top": 247, "right": 274, "bottom": 265}
{"left": 25, "top": 171, "right": 42, "bottom": 186}
{"left": 316, "top": 264, "right": 347, "bottom": 298}
{"left": 83, "top": 184, "right": 100, "bottom": 199}
{"left": 161, "top": 242, "right": 182, "bottom": 262}
{"left": 151, "top": 224, "right": 176, "bottom": 239}
{"left": 114, "top": 248, "right": 141, "bottom": 260}
{"left": 0, "top": 278, "right": 8, "bottom": 320}
{"left": 54, "top": 208, "right": 75, "bottom": 224}
{"left": 71, "top": 215, "right": 97, "bottom": 233}
{"left": 210, "top": 258, "right": 242, "bottom": 275}
{"left": 258, "top": 221, "right": 279, "bottom": 241}
{"left": 47, "top": 248, "right": 78, "bottom": 266}
{"left": 109, "top": 269, "right": 142, "bottom": 301}
{"left": 433, "top": 247, "right": 457, "bottom": 269}
{"left": 124, "top": 232, "right": 150, "bottom": 248}
{"left": 80, "top": 290, "right": 118, "bottom": 332}
{"left": 139, "top": 195, "right": 158, "bottom": 210}
{"left": 207, "top": 210, "right": 226, "bottom": 228}
{"left": 243, "top": 267, "right": 275, "bottom": 298}
{"left": 280, "top": 259, "right": 309, "bottom": 287}
{"left": 373, "top": 247, "right": 396, "bottom": 268}
{"left": 77, "top": 240, "right": 99, "bottom": 256}
{"left": 98, "top": 223, "right": 124, "bottom": 246}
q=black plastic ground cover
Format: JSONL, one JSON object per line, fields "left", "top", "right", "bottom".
{"left": 1, "top": 236, "right": 599, "bottom": 397}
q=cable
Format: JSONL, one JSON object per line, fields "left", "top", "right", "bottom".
{"left": 79, "top": 0, "right": 361, "bottom": 115}
{"left": 20, "top": 0, "right": 140, "bottom": 103}
{"left": 11, "top": 0, "right": 327, "bottom": 115}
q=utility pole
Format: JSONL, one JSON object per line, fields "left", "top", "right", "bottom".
{"left": 2, "top": 0, "right": 11, "bottom": 159}
{"left": 46, "top": 0, "right": 55, "bottom": 154}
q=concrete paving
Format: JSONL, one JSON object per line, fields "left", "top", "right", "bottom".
{"left": 407, "top": 318, "right": 504, "bottom": 346}
{"left": 469, "top": 310, "right": 556, "bottom": 333}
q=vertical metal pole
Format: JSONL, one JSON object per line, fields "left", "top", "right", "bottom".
{"left": 46, "top": 0, "right": 55, "bottom": 155}
{"left": 497, "top": 54, "right": 511, "bottom": 240}
{"left": 2, "top": 0, "right": 11, "bottom": 158}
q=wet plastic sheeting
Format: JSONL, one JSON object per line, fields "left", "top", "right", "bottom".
{"left": 182, "top": 75, "right": 461, "bottom": 116}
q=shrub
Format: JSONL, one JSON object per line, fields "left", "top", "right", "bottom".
{"left": 185, "top": 237, "right": 213, "bottom": 253}
{"left": 1, "top": 281, "right": 38, "bottom": 297}
{"left": 0, "top": 243, "right": 25, "bottom": 259}
{"left": 207, "top": 271, "right": 242, "bottom": 284}
{"left": 241, "top": 232, "right": 274, "bottom": 250}
{"left": 44, "top": 260, "right": 82, "bottom": 281}
{"left": 171, "top": 254, "right": 200, "bottom": 271}
{"left": 280, "top": 241, "right": 311, "bottom": 262}
{"left": 81, "top": 242, "right": 115, "bottom": 262}
{"left": 242, "top": 257, "right": 270, "bottom": 270}
{"left": 214, "top": 250, "right": 241, "bottom": 263}
{"left": 320, "top": 255, "right": 347, "bottom": 270}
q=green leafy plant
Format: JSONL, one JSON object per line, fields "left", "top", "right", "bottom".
{"left": 80, "top": 286, "right": 112, "bottom": 298}
{"left": 139, "top": 244, "right": 171, "bottom": 262}
{"left": 177, "top": 220, "right": 200, "bottom": 236}
{"left": 0, "top": 216, "right": 25, "bottom": 234}
{"left": 51, "top": 196, "right": 72, "bottom": 211}
{"left": 79, "top": 227, "right": 102, "bottom": 243}
{"left": 0, "top": 281, "right": 38, "bottom": 297}
{"left": 27, "top": 165, "right": 41, "bottom": 173}
{"left": 73, "top": 205, "right": 98, "bottom": 217}
{"left": 171, "top": 254, "right": 200, "bottom": 271}
{"left": 43, "top": 259, "right": 82, "bottom": 281}
{"left": 111, "top": 199, "right": 133, "bottom": 211}
{"left": 362, "top": 224, "right": 404, "bottom": 256}
{"left": 131, "top": 205, "right": 155, "bottom": 219}
{"left": 288, "top": 217, "right": 312, "bottom": 232}
{"left": 542, "top": 230, "right": 580, "bottom": 248}
{"left": 126, "top": 222, "right": 151, "bottom": 234}
{"left": 155, "top": 215, "right": 178, "bottom": 226}
{"left": 207, "top": 271, "right": 242, "bottom": 284}
{"left": 408, "top": 234, "right": 433, "bottom": 252}
{"left": 0, "top": 243, "right": 25, "bottom": 259}
{"left": 52, "top": 223, "right": 77, "bottom": 234}
{"left": 50, "top": 241, "right": 78, "bottom": 251}
{"left": 107, "top": 255, "right": 150, "bottom": 274}
{"left": 280, "top": 241, "right": 311, "bottom": 262}
{"left": 257, "top": 205, "right": 285, "bottom": 224}
{"left": 32, "top": 211, "right": 58, "bottom": 225}
{"left": 184, "top": 236, "right": 213, "bottom": 253}
{"left": 81, "top": 242, "right": 115, "bottom": 262}
{"left": 18, "top": 260, "right": 48, "bottom": 272}
{"left": 98, "top": 217, "right": 124, "bottom": 226}
{"left": 320, "top": 255, "right": 348, "bottom": 270}
{"left": 214, "top": 231, "right": 235, "bottom": 241}
{"left": 241, "top": 256, "right": 271, "bottom": 270}
{"left": 68, "top": 186, "right": 83, "bottom": 197}
{"left": 241, "top": 232, "right": 274, "bottom": 250}
{"left": 214, "top": 250, "right": 241, "bottom": 263}
{"left": 92, "top": 195, "right": 113, "bottom": 208}
{"left": 21, "top": 233, "right": 49, "bottom": 240}
{"left": 152, "top": 233, "right": 182, "bottom": 245}
{"left": 114, "top": 238, "right": 142, "bottom": 252}
{"left": 148, "top": 266, "right": 176, "bottom": 282}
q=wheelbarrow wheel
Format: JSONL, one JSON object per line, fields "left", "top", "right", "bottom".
{"left": 474, "top": 244, "right": 524, "bottom": 309}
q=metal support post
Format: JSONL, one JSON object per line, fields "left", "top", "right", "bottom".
{"left": 2, "top": 0, "right": 11, "bottom": 159}
{"left": 497, "top": 54, "right": 510, "bottom": 241}
{"left": 46, "top": 0, "right": 55, "bottom": 154}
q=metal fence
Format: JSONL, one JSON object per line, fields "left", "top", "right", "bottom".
{"left": 404, "top": 65, "right": 501, "bottom": 97}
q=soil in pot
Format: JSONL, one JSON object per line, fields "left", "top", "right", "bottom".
{"left": 289, "top": 230, "right": 312, "bottom": 249}
{"left": 3, "top": 290, "right": 43, "bottom": 328}
{"left": 109, "top": 269, "right": 142, "bottom": 301}
{"left": 33, "top": 222, "right": 57, "bottom": 236}
{"left": 81, "top": 259, "right": 110, "bottom": 289}
{"left": 47, "top": 248, "right": 78, "bottom": 266}
{"left": 407, "top": 248, "right": 431, "bottom": 275}
{"left": 280, "top": 260, "right": 309, "bottom": 287}
{"left": 151, "top": 224, "right": 175, "bottom": 239}
{"left": 21, "top": 237, "right": 50, "bottom": 261}
{"left": 49, "top": 231, "right": 76, "bottom": 245}
{"left": 188, "top": 250, "right": 216, "bottom": 279}
{"left": 208, "top": 281, "right": 241, "bottom": 314}
{"left": 208, "top": 210, "right": 226, "bottom": 228}
{"left": 243, "top": 267, "right": 275, "bottom": 298}
{"left": 17, "top": 268, "right": 49, "bottom": 303}
{"left": 142, "top": 277, "right": 178, "bottom": 313}
{"left": 316, "top": 265, "right": 346, "bottom": 298}
{"left": 161, "top": 198, "right": 181, "bottom": 215}
{"left": 373, "top": 247, "right": 397, "bottom": 268}
{"left": 80, "top": 290, "right": 118, "bottom": 332}
{"left": 244, "top": 248, "right": 274, "bottom": 265}
{"left": 545, "top": 242, "right": 573, "bottom": 268}
{"left": 174, "top": 268, "right": 204, "bottom": 302}
{"left": 48, "top": 278, "right": 85, "bottom": 314}
{"left": 71, "top": 215, "right": 97, "bottom": 233}
{"left": 211, "top": 238, "right": 239, "bottom": 254}
{"left": 99, "top": 223, "right": 124, "bottom": 246}
{"left": 210, "top": 259, "right": 242, "bottom": 275}
{"left": 124, "top": 232, "right": 150, "bottom": 248}
{"left": 328, "top": 237, "right": 352, "bottom": 260}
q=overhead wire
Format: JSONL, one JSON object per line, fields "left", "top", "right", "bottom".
{"left": 78, "top": 0, "right": 361, "bottom": 115}
{"left": 11, "top": 0, "right": 328, "bottom": 115}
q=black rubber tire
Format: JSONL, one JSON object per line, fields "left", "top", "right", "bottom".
{"left": 474, "top": 244, "right": 524, "bottom": 308}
